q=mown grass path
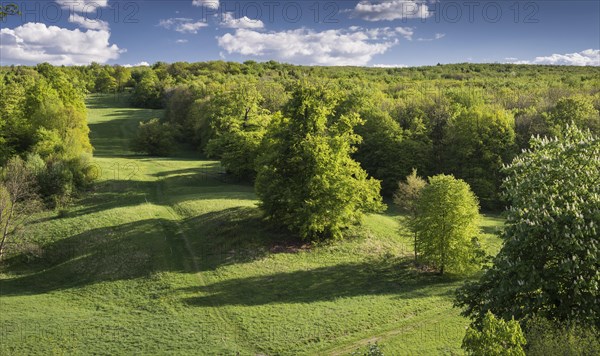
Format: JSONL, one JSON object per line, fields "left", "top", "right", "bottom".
{"left": 0, "top": 95, "right": 504, "bottom": 355}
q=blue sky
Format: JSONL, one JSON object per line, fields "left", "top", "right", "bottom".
{"left": 1, "top": 0, "right": 599, "bottom": 66}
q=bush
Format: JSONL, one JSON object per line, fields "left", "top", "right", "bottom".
{"left": 130, "top": 118, "right": 175, "bottom": 156}
{"left": 35, "top": 160, "right": 74, "bottom": 209}
{"left": 525, "top": 317, "right": 600, "bottom": 356}
{"left": 462, "top": 311, "right": 526, "bottom": 356}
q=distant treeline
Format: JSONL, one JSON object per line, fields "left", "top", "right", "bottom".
{"left": 2, "top": 61, "right": 599, "bottom": 208}
{"left": 126, "top": 61, "right": 599, "bottom": 209}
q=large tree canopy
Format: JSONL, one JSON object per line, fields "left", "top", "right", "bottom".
{"left": 255, "top": 81, "right": 385, "bottom": 240}
{"left": 456, "top": 125, "right": 600, "bottom": 327}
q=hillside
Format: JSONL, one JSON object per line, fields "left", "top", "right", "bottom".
{"left": 0, "top": 94, "right": 504, "bottom": 355}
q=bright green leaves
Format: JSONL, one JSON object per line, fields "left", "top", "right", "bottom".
{"left": 130, "top": 118, "right": 176, "bottom": 156}
{"left": 255, "top": 82, "right": 385, "bottom": 241}
{"left": 205, "top": 82, "right": 272, "bottom": 180}
{"left": 456, "top": 125, "right": 600, "bottom": 327}
{"left": 462, "top": 311, "right": 526, "bottom": 356}
{"left": 414, "top": 174, "right": 483, "bottom": 274}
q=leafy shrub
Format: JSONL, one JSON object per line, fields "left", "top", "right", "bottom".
{"left": 130, "top": 119, "right": 175, "bottom": 156}
{"left": 462, "top": 311, "right": 526, "bottom": 356}
{"left": 525, "top": 317, "right": 600, "bottom": 356}
{"left": 35, "top": 160, "right": 74, "bottom": 208}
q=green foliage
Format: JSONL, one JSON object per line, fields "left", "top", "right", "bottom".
{"left": 130, "top": 118, "right": 175, "bottom": 156}
{"left": 546, "top": 96, "right": 600, "bottom": 135}
{"left": 441, "top": 105, "right": 516, "bottom": 209}
{"left": 456, "top": 125, "right": 600, "bottom": 327}
{"left": 0, "top": 65, "right": 92, "bottom": 206}
{"left": 394, "top": 169, "right": 427, "bottom": 216}
{"left": 524, "top": 316, "right": 600, "bottom": 356}
{"left": 35, "top": 160, "right": 74, "bottom": 208}
{"left": 414, "top": 174, "right": 483, "bottom": 274}
{"left": 131, "top": 70, "right": 163, "bottom": 109}
{"left": 354, "top": 106, "right": 406, "bottom": 195}
{"left": 0, "top": 156, "right": 41, "bottom": 260}
{"left": 204, "top": 82, "right": 272, "bottom": 180}
{"left": 255, "top": 82, "right": 385, "bottom": 240}
{"left": 394, "top": 169, "right": 427, "bottom": 260}
{"left": 462, "top": 311, "right": 526, "bottom": 356}
{"left": 95, "top": 70, "right": 117, "bottom": 93}
{"left": 0, "top": 93, "right": 507, "bottom": 354}
{"left": 206, "top": 129, "right": 267, "bottom": 181}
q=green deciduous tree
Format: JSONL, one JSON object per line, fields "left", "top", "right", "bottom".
{"left": 456, "top": 125, "right": 600, "bottom": 327}
{"left": 546, "top": 96, "right": 600, "bottom": 135}
{"left": 462, "top": 311, "right": 526, "bottom": 356}
{"left": 205, "top": 82, "right": 271, "bottom": 180}
{"left": 131, "top": 119, "right": 175, "bottom": 156}
{"left": 394, "top": 169, "right": 427, "bottom": 262}
{"left": 414, "top": 174, "right": 483, "bottom": 274}
{"left": 255, "top": 82, "right": 385, "bottom": 240}
{"left": 131, "top": 70, "right": 163, "bottom": 109}
{"left": 441, "top": 105, "right": 516, "bottom": 209}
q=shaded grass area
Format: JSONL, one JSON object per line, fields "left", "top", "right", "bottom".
{"left": 0, "top": 94, "right": 504, "bottom": 355}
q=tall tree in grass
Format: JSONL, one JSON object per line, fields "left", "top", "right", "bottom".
{"left": 394, "top": 169, "right": 427, "bottom": 262}
{"left": 255, "top": 81, "right": 385, "bottom": 240}
{"left": 456, "top": 125, "right": 600, "bottom": 327}
{"left": 414, "top": 175, "right": 483, "bottom": 274}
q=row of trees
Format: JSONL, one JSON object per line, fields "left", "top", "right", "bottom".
{"left": 0, "top": 65, "right": 97, "bottom": 260}
{"left": 128, "top": 62, "right": 599, "bottom": 210}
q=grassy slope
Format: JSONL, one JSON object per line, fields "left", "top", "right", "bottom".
{"left": 0, "top": 95, "right": 503, "bottom": 355}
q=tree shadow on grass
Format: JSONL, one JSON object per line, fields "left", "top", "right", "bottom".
{"left": 180, "top": 258, "right": 460, "bottom": 307}
{"left": 0, "top": 219, "right": 189, "bottom": 296}
{"left": 65, "top": 173, "right": 256, "bottom": 219}
{"left": 179, "top": 207, "right": 283, "bottom": 271}
{"left": 0, "top": 207, "right": 276, "bottom": 296}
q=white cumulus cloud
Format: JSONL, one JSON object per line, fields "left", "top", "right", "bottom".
{"left": 123, "top": 61, "right": 150, "bottom": 68}
{"left": 158, "top": 18, "right": 208, "bottom": 34}
{"left": 352, "top": 0, "right": 431, "bottom": 21}
{"left": 192, "top": 0, "right": 219, "bottom": 10}
{"left": 512, "top": 49, "right": 600, "bottom": 66}
{"left": 69, "top": 13, "right": 109, "bottom": 31}
{"left": 217, "top": 27, "right": 403, "bottom": 66}
{"left": 220, "top": 12, "right": 265, "bottom": 29}
{"left": 0, "top": 22, "right": 123, "bottom": 65}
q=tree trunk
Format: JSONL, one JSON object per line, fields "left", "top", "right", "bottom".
{"left": 414, "top": 231, "right": 418, "bottom": 262}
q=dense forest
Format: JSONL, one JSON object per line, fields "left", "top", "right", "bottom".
{"left": 4, "top": 61, "right": 598, "bottom": 208}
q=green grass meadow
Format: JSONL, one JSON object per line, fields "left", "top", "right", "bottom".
{"left": 0, "top": 95, "right": 504, "bottom": 355}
